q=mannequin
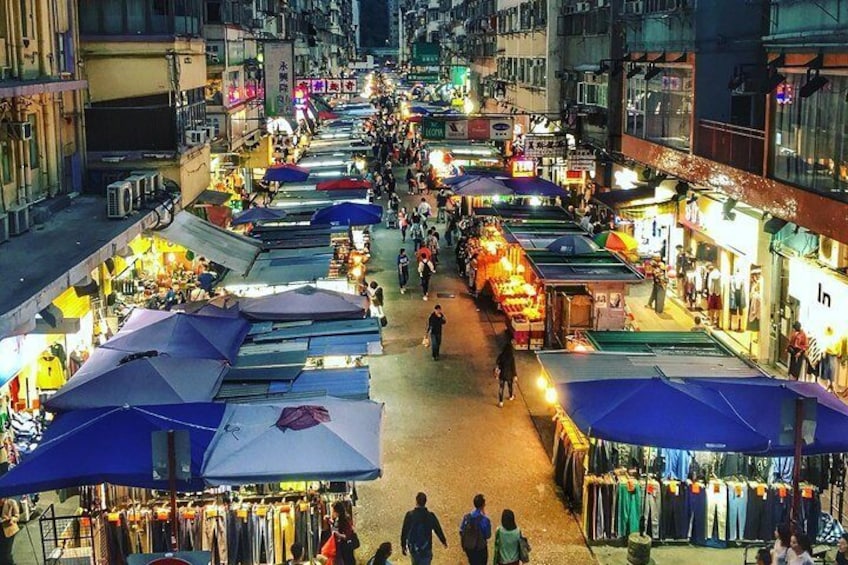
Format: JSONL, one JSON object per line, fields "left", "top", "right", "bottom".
{"left": 706, "top": 265, "right": 723, "bottom": 327}
{"left": 747, "top": 275, "right": 761, "bottom": 333}
{"left": 821, "top": 326, "right": 841, "bottom": 390}
{"left": 728, "top": 268, "right": 747, "bottom": 332}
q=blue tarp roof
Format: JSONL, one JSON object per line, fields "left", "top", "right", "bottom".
{"left": 251, "top": 318, "right": 381, "bottom": 341}
{"left": 270, "top": 368, "right": 370, "bottom": 399}
{"left": 238, "top": 286, "right": 368, "bottom": 322}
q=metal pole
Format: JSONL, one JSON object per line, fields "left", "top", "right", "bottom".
{"left": 791, "top": 398, "right": 803, "bottom": 531}
{"left": 168, "top": 430, "right": 180, "bottom": 551}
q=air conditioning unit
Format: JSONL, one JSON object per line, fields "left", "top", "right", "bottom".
{"left": 201, "top": 125, "right": 216, "bottom": 140}
{"left": 7, "top": 203, "right": 30, "bottom": 235}
{"left": 124, "top": 175, "right": 145, "bottom": 209}
{"left": 625, "top": 0, "right": 644, "bottom": 14}
{"left": 818, "top": 237, "right": 848, "bottom": 270}
{"left": 0, "top": 213, "right": 9, "bottom": 243}
{"left": 7, "top": 121, "right": 32, "bottom": 141}
{"left": 131, "top": 170, "right": 162, "bottom": 200}
{"left": 575, "top": 2, "right": 591, "bottom": 12}
{"left": 107, "top": 181, "right": 133, "bottom": 219}
{"left": 185, "top": 129, "right": 208, "bottom": 146}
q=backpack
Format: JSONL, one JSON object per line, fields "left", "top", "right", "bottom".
{"left": 460, "top": 514, "right": 485, "bottom": 552}
{"left": 407, "top": 513, "right": 432, "bottom": 553}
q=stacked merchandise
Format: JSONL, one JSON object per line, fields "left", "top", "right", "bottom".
{"left": 581, "top": 439, "right": 829, "bottom": 545}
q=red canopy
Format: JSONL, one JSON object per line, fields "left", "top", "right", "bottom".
{"left": 318, "top": 111, "right": 339, "bottom": 120}
{"left": 316, "top": 178, "right": 373, "bottom": 191}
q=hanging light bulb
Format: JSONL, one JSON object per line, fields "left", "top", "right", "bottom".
{"left": 536, "top": 375, "right": 547, "bottom": 390}
{"left": 545, "top": 386, "right": 558, "bottom": 405}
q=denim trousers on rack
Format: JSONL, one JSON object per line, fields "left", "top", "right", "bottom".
{"left": 687, "top": 484, "right": 707, "bottom": 543}
{"left": 706, "top": 481, "right": 727, "bottom": 541}
{"left": 726, "top": 483, "right": 747, "bottom": 541}
{"left": 768, "top": 489, "right": 792, "bottom": 533}
{"left": 642, "top": 481, "right": 662, "bottom": 539}
{"left": 661, "top": 483, "right": 690, "bottom": 540}
{"left": 151, "top": 519, "right": 171, "bottom": 553}
{"left": 251, "top": 511, "right": 275, "bottom": 565}
{"left": 744, "top": 484, "right": 770, "bottom": 541}
{"left": 203, "top": 514, "right": 228, "bottom": 565}
{"left": 105, "top": 520, "right": 131, "bottom": 565}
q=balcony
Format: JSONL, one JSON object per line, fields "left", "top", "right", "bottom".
{"left": 695, "top": 119, "right": 765, "bottom": 176}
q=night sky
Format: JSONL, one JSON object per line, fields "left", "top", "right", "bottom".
{"left": 359, "top": 0, "right": 390, "bottom": 47}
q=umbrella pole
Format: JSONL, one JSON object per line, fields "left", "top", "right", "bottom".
{"left": 791, "top": 398, "right": 803, "bottom": 532}
{"left": 168, "top": 430, "right": 180, "bottom": 551}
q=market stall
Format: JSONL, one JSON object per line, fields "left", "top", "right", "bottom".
{"left": 536, "top": 349, "right": 848, "bottom": 549}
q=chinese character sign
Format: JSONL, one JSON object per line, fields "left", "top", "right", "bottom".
{"left": 264, "top": 41, "right": 294, "bottom": 118}
{"left": 524, "top": 135, "right": 569, "bottom": 158}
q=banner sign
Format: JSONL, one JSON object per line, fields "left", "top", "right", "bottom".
{"left": 524, "top": 134, "right": 569, "bottom": 158}
{"left": 421, "top": 117, "right": 514, "bottom": 141}
{"left": 511, "top": 159, "right": 537, "bottom": 178}
{"left": 264, "top": 41, "right": 294, "bottom": 118}
{"left": 567, "top": 148, "right": 596, "bottom": 171}
{"left": 408, "top": 72, "right": 440, "bottom": 84}
{"left": 412, "top": 42, "right": 440, "bottom": 66}
{"left": 295, "top": 78, "right": 359, "bottom": 94}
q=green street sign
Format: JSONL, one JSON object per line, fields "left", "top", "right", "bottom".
{"left": 451, "top": 65, "right": 469, "bottom": 87}
{"left": 408, "top": 72, "right": 440, "bottom": 84}
{"left": 412, "top": 42, "right": 440, "bottom": 66}
{"left": 421, "top": 118, "right": 446, "bottom": 140}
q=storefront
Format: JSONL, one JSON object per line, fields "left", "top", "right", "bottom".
{"left": 782, "top": 256, "right": 848, "bottom": 388}
{"left": 676, "top": 191, "right": 770, "bottom": 359}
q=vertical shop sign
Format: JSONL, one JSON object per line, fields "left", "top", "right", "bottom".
{"left": 264, "top": 41, "right": 294, "bottom": 118}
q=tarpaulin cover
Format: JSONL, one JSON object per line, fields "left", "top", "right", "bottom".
{"left": 103, "top": 309, "right": 249, "bottom": 363}
{"left": 239, "top": 286, "right": 367, "bottom": 322}
{"left": 452, "top": 176, "right": 513, "bottom": 197}
{"left": 264, "top": 164, "right": 310, "bottom": 183}
{"left": 201, "top": 397, "right": 383, "bottom": 483}
{"left": 231, "top": 207, "right": 287, "bottom": 226}
{"left": 154, "top": 212, "right": 262, "bottom": 276}
{"left": 45, "top": 349, "right": 227, "bottom": 412}
{"left": 0, "top": 404, "right": 226, "bottom": 496}
{"left": 252, "top": 318, "right": 381, "bottom": 341}
{"left": 276, "top": 405, "right": 331, "bottom": 431}
{"left": 504, "top": 177, "right": 565, "bottom": 197}
{"left": 280, "top": 368, "right": 371, "bottom": 399}
{"left": 545, "top": 235, "right": 600, "bottom": 255}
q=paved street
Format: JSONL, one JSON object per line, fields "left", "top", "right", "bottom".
{"left": 355, "top": 189, "right": 595, "bottom": 564}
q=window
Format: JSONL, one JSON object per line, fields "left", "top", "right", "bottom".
{"left": 772, "top": 73, "right": 848, "bottom": 202}
{"left": 0, "top": 141, "right": 12, "bottom": 184}
{"left": 27, "top": 115, "right": 38, "bottom": 170}
{"left": 625, "top": 66, "right": 692, "bottom": 151}
{"left": 19, "top": 0, "right": 28, "bottom": 37}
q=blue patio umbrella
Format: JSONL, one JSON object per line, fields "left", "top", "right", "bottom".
{"left": 311, "top": 202, "right": 383, "bottom": 226}
{"left": 505, "top": 177, "right": 565, "bottom": 197}
{"left": 442, "top": 172, "right": 509, "bottom": 186}
{"left": 45, "top": 349, "right": 227, "bottom": 412}
{"left": 231, "top": 207, "right": 287, "bottom": 226}
{"left": 545, "top": 235, "right": 600, "bottom": 255}
{"left": 264, "top": 164, "right": 310, "bottom": 183}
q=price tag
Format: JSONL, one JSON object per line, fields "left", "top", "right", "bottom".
{"left": 691, "top": 483, "right": 701, "bottom": 494}
{"left": 778, "top": 486, "right": 787, "bottom": 498}
{"left": 627, "top": 480, "right": 635, "bottom": 493}
{"left": 206, "top": 507, "right": 219, "bottom": 518}
{"left": 646, "top": 483, "right": 655, "bottom": 495}
{"left": 237, "top": 508, "right": 249, "bottom": 520}
{"left": 128, "top": 513, "right": 140, "bottom": 523}
{"left": 669, "top": 483, "right": 678, "bottom": 495}
{"left": 735, "top": 485, "right": 743, "bottom": 497}
{"left": 107, "top": 512, "right": 121, "bottom": 523}
{"left": 802, "top": 488, "right": 813, "bottom": 499}
{"left": 756, "top": 484, "right": 766, "bottom": 497}
{"left": 183, "top": 510, "right": 196, "bottom": 519}
{"left": 713, "top": 482, "right": 721, "bottom": 494}
{"left": 156, "top": 511, "right": 170, "bottom": 521}
{"left": 256, "top": 506, "right": 268, "bottom": 517}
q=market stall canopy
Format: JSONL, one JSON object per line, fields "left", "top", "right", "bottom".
{"left": 45, "top": 348, "right": 228, "bottom": 412}
{"left": 594, "top": 230, "right": 639, "bottom": 252}
{"left": 504, "top": 177, "right": 565, "bottom": 197}
{"left": 220, "top": 249, "right": 335, "bottom": 291}
{"left": 502, "top": 222, "right": 587, "bottom": 249}
{"left": 0, "top": 403, "right": 225, "bottom": 496}
{"left": 583, "top": 330, "right": 735, "bottom": 356}
{"left": 154, "top": 212, "right": 263, "bottom": 276}
{"left": 263, "top": 164, "right": 310, "bottom": 183}
{"left": 473, "top": 204, "right": 574, "bottom": 222}
{"left": 269, "top": 367, "right": 371, "bottom": 399}
{"left": 201, "top": 397, "right": 384, "bottom": 484}
{"left": 172, "top": 295, "right": 242, "bottom": 318}
{"left": 311, "top": 202, "right": 383, "bottom": 226}
{"left": 193, "top": 189, "right": 233, "bottom": 206}
{"left": 593, "top": 185, "right": 674, "bottom": 210}
{"left": 318, "top": 111, "right": 339, "bottom": 120}
{"left": 524, "top": 250, "right": 644, "bottom": 283}
{"left": 451, "top": 176, "right": 513, "bottom": 197}
{"left": 545, "top": 235, "right": 600, "bottom": 255}
{"left": 238, "top": 286, "right": 368, "bottom": 321}
{"left": 102, "top": 309, "right": 249, "bottom": 363}
{"left": 316, "top": 178, "right": 373, "bottom": 191}
{"left": 442, "top": 172, "right": 509, "bottom": 186}
{"left": 231, "top": 207, "right": 287, "bottom": 226}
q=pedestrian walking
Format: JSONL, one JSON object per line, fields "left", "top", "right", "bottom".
{"left": 418, "top": 255, "right": 435, "bottom": 300}
{"left": 367, "top": 542, "right": 394, "bottom": 565}
{"left": 400, "top": 492, "right": 448, "bottom": 565}
{"left": 397, "top": 248, "right": 410, "bottom": 294}
{"left": 492, "top": 509, "right": 528, "bottom": 565}
{"left": 332, "top": 501, "right": 359, "bottom": 565}
{"left": 787, "top": 321, "right": 809, "bottom": 380}
{"left": 459, "top": 494, "right": 491, "bottom": 565}
{"left": 495, "top": 337, "right": 517, "bottom": 407}
{"left": 368, "top": 281, "right": 386, "bottom": 326}
{"left": 426, "top": 304, "right": 446, "bottom": 359}
{"left": 410, "top": 220, "right": 425, "bottom": 252}
{"left": 399, "top": 208, "right": 409, "bottom": 242}
{"left": 646, "top": 254, "right": 668, "bottom": 314}
{"left": 0, "top": 497, "right": 20, "bottom": 565}
{"left": 426, "top": 228, "right": 440, "bottom": 265}
{"left": 417, "top": 198, "right": 432, "bottom": 225}
{"left": 435, "top": 188, "right": 449, "bottom": 223}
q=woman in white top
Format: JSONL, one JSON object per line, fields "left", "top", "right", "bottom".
{"left": 772, "top": 524, "right": 791, "bottom": 565}
{"left": 789, "top": 533, "right": 815, "bottom": 565}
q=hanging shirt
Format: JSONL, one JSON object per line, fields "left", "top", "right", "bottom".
{"left": 36, "top": 353, "right": 66, "bottom": 390}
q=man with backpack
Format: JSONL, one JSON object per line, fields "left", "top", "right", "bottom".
{"left": 459, "top": 494, "right": 491, "bottom": 565}
{"left": 400, "top": 492, "right": 447, "bottom": 565}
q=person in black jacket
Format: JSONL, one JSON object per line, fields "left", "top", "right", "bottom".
{"left": 400, "top": 492, "right": 448, "bottom": 565}
{"left": 495, "top": 337, "right": 517, "bottom": 407}
{"left": 426, "top": 305, "right": 446, "bottom": 360}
